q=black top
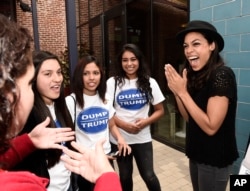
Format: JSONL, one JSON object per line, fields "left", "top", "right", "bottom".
{"left": 12, "top": 108, "right": 50, "bottom": 179}
{"left": 186, "top": 66, "right": 239, "bottom": 168}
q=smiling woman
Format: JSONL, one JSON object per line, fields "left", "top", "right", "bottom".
{"left": 164, "top": 20, "right": 238, "bottom": 191}
{"left": 106, "top": 43, "right": 165, "bottom": 191}
{"left": 12, "top": 50, "right": 76, "bottom": 191}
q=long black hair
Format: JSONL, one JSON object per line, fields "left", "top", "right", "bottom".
{"left": 32, "top": 50, "right": 74, "bottom": 167}
{"left": 115, "top": 43, "right": 153, "bottom": 103}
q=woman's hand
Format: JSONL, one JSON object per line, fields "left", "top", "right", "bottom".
{"left": 164, "top": 64, "right": 187, "bottom": 97}
{"left": 61, "top": 139, "right": 115, "bottom": 183}
{"left": 28, "top": 117, "right": 75, "bottom": 150}
{"left": 116, "top": 137, "right": 132, "bottom": 157}
{"left": 124, "top": 121, "right": 142, "bottom": 134}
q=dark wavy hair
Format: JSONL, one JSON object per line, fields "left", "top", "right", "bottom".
{"left": 184, "top": 31, "right": 225, "bottom": 95}
{"left": 72, "top": 55, "right": 106, "bottom": 108}
{"left": 115, "top": 43, "right": 152, "bottom": 103}
{"left": 31, "top": 50, "right": 74, "bottom": 167}
{"left": 0, "top": 14, "right": 33, "bottom": 154}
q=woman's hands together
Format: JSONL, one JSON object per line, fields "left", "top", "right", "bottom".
{"left": 164, "top": 64, "right": 188, "bottom": 97}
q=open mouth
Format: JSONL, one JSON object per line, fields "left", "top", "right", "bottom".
{"left": 188, "top": 56, "right": 198, "bottom": 62}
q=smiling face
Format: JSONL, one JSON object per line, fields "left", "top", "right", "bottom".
{"left": 122, "top": 50, "right": 139, "bottom": 79}
{"left": 183, "top": 32, "right": 215, "bottom": 71}
{"left": 82, "top": 62, "right": 101, "bottom": 96}
{"left": 36, "top": 59, "right": 63, "bottom": 105}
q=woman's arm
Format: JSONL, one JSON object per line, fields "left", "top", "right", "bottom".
{"left": 109, "top": 117, "right": 131, "bottom": 156}
{"left": 94, "top": 172, "right": 122, "bottom": 191}
{"left": 0, "top": 134, "right": 36, "bottom": 169}
{"left": 165, "top": 64, "right": 229, "bottom": 135}
{"left": 134, "top": 102, "right": 164, "bottom": 130}
{"left": 114, "top": 102, "right": 164, "bottom": 134}
{"left": 178, "top": 92, "right": 228, "bottom": 135}
{"left": 114, "top": 116, "right": 141, "bottom": 134}
{"left": 174, "top": 95, "right": 189, "bottom": 121}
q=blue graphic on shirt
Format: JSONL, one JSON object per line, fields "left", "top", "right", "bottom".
{"left": 55, "top": 120, "right": 62, "bottom": 128}
{"left": 117, "top": 89, "right": 147, "bottom": 110}
{"left": 77, "top": 107, "right": 109, "bottom": 134}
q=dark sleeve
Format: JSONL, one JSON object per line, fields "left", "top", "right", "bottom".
{"left": 209, "top": 66, "right": 237, "bottom": 101}
{"left": 19, "top": 108, "right": 42, "bottom": 134}
{"left": 12, "top": 109, "right": 50, "bottom": 179}
{"left": 94, "top": 172, "right": 122, "bottom": 191}
{"left": 0, "top": 134, "right": 36, "bottom": 169}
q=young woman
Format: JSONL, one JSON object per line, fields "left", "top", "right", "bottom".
{"left": 165, "top": 20, "right": 239, "bottom": 191}
{"left": 13, "top": 50, "right": 75, "bottom": 191}
{"left": 106, "top": 43, "right": 165, "bottom": 191}
{"left": 0, "top": 13, "right": 122, "bottom": 191}
{"left": 65, "top": 55, "right": 131, "bottom": 191}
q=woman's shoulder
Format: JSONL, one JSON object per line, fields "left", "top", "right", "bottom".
{"left": 209, "top": 66, "right": 237, "bottom": 97}
{"left": 149, "top": 76, "right": 156, "bottom": 81}
{"left": 212, "top": 66, "right": 236, "bottom": 81}
{"left": 107, "top": 76, "right": 115, "bottom": 83}
{"left": 65, "top": 93, "right": 76, "bottom": 102}
{"left": 214, "top": 65, "right": 234, "bottom": 74}
{"left": 148, "top": 77, "right": 160, "bottom": 86}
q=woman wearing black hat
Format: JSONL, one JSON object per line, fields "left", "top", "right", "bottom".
{"left": 165, "top": 20, "right": 238, "bottom": 191}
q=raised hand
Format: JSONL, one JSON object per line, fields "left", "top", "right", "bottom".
{"left": 164, "top": 64, "right": 187, "bottom": 96}
{"left": 28, "top": 117, "right": 75, "bottom": 150}
{"left": 61, "top": 139, "right": 115, "bottom": 183}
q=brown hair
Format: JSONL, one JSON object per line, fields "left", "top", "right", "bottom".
{"left": 0, "top": 14, "right": 33, "bottom": 154}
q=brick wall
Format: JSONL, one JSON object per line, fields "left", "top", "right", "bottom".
{"left": 190, "top": 0, "right": 250, "bottom": 173}
{"left": 16, "top": 0, "right": 67, "bottom": 57}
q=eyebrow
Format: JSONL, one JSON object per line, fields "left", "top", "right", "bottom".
{"left": 122, "top": 56, "right": 137, "bottom": 59}
{"left": 184, "top": 38, "right": 201, "bottom": 44}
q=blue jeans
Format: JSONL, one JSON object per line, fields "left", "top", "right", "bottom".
{"left": 111, "top": 142, "right": 161, "bottom": 191}
{"left": 189, "top": 159, "right": 232, "bottom": 191}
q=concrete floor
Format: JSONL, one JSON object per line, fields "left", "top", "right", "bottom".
{"left": 113, "top": 139, "right": 230, "bottom": 191}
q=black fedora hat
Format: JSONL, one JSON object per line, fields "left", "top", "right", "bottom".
{"left": 176, "top": 20, "right": 224, "bottom": 52}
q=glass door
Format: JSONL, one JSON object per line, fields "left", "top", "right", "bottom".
{"left": 84, "top": 3, "right": 125, "bottom": 79}
{"left": 102, "top": 4, "right": 126, "bottom": 78}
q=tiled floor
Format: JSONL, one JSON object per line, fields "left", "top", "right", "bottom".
{"left": 114, "top": 139, "right": 230, "bottom": 191}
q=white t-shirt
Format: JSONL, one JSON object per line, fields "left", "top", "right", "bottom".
{"left": 106, "top": 77, "right": 165, "bottom": 144}
{"left": 46, "top": 104, "right": 71, "bottom": 191}
{"left": 66, "top": 93, "right": 115, "bottom": 154}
